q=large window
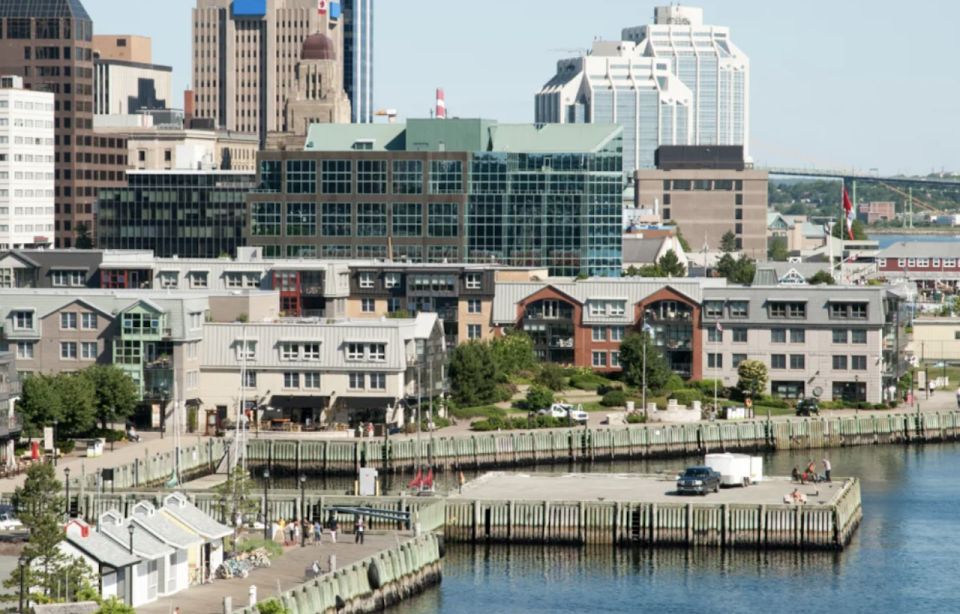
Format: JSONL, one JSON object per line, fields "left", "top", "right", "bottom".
{"left": 771, "top": 354, "right": 786, "bottom": 369}
{"left": 771, "top": 328, "right": 786, "bottom": 343}
{"left": 392, "top": 203, "right": 422, "bottom": 236}
{"left": 703, "top": 302, "right": 723, "bottom": 318}
{"left": 322, "top": 203, "right": 352, "bottom": 236}
{"left": 392, "top": 160, "right": 423, "bottom": 194}
{"left": 430, "top": 160, "right": 463, "bottom": 194}
{"left": 357, "top": 160, "right": 387, "bottom": 194}
{"left": 832, "top": 329, "right": 848, "bottom": 344}
{"left": 790, "top": 354, "right": 805, "bottom": 369}
{"left": 370, "top": 373, "right": 386, "bottom": 390}
{"left": 283, "top": 372, "right": 300, "bottom": 389}
{"left": 251, "top": 203, "right": 281, "bottom": 236}
{"left": 60, "top": 342, "right": 77, "bottom": 360}
{"left": 851, "top": 329, "right": 867, "bottom": 344}
{"left": 321, "top": 159, "right": 352, "bottom": 194}
{"left": 348, "top": 373, "right": 365, "bottom": 390}
{"left": 428, "top": 203, "right": 459, "bottom": 237}
{"left": 732, "top": 328, "right": 748, "bottom": 343}
{"left": 851, "top": 355, "right": 867, "bottom": 370}
{"left": 357, "top": 203, "right": 387, "bottom": 237}
{"left": 729, "top": 301, "right": 749, "bottom": 318}
{"left": 60, "top": 312, "right": 77, "bottom": 330}
{"left": 769, "top": 301, "right": 806, "bottom": 319}
{"left": 259, "top": 160, "right": 282, "bottom": 192}
{"left": 285, "top": 160, "right": 316, "bottom": 194}
{"left": 285, "top": 203, "right": 316, "bottom": 236}
{"left": 13, "top": 311, "right": 34, "bottom": 329}
{"left": 832, "top": 355, "right": 848, "bottom": 370}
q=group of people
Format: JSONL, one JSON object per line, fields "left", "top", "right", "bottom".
{"left": 269, "top": 513, "right": 366, "bottom": 546}
{"left": 791, "top": 458, "right": 832, "bottom": 484}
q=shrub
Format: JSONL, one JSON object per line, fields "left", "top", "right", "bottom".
{"left": 663, "top": 374, "right": 685, "bottom": 392}
{"left": 669, "top": 388, "right": 703, "bottom": 406}
{"left": 257, "top": 599, "right": 291, "bottom": 614}
{"left": 450, "top": 405, "right": 506, "bottom": 420}
{"left": 626, "top": 413, "right": 647, "bottom": 424}
{"left": 601, "top": 390, "right": 628, "bottom": 407}
{"left": 57, "top": 439, "right": 76, "bottom": 454}
{"left": 471, "top": 417, "right": 508, "bottom": 431}
{"left": 524, "top": 386, "right": 555, "bottom": 411}
{"left": 758, "top": 396, "right": 789, "bottom": 409}
{"left": 535, "top": 364, "right": 567, "bottom": 391}
{"left": 569, "top": 370, "right": 613, "bottom": 391}
{"left": 237, "top": 537, "right": 283, "bottom": 559}
{"left": 493, "top": 383, "right": 517, "bottom": 403}
{"left": 92, "top": 428, "right": 125, "bottom": 443}
{"left": 691, "top": 379, "right": 723, "bottom": 395}
{"left": 187, "top": 405, "right": 199, "bottom": 433}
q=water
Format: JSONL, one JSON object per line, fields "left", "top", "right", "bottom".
{"left": 874, "top": 233, "right": 960, "bottom": 249}
{"left": 396, "top": 443, "right": 960, "bottom": 614}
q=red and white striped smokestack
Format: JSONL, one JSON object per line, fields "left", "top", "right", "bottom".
{"left": 435, "top": 88, "right": 446, "bottom": 119}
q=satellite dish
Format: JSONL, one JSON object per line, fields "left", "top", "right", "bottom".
{"left": 812, "top": 386, "right": 823, "bottom": 398}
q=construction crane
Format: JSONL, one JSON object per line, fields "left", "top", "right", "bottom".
{"left": 375, "top": 109, "right": 398, "bottom": 124}
{"left": 876, "top": 181, "right": 941, "bottom": 214}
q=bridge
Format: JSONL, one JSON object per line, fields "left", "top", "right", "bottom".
{"left": 763, "top": 166, "right": 960, "bottom": 188}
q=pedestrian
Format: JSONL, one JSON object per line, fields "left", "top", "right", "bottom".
{"left": 313, "top": 519, "right": 323, "bottom": 544}
{"left": 329, "top": 513, "right": 338, "bottom": 544}
{"left": 929, "top": 381, "right": 936, "bottom": 396}
{"left": 293, "top": 518, "right": 302, "bottom": 545}
{"left": 354, "top": 516, "right": 364, "bottom": 545}
{"left": 458, "top": 471, "right": 465, "bottom": 494}
{"left": 303, "top": 518, "right": 312, "bottom": 545}
{"left": 822, "top": 458, "right": 832, "bottom": 482}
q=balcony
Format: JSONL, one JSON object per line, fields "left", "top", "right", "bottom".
{"left": 0, "top": 380, "right": 21, "bottom": 399}
{"left": 549, "top": 337, "right": 574, "bottom": 349}
{"left": 0, "top": 413, "right": 22, "bottom": 437}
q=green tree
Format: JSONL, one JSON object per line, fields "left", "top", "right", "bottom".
{"left": 524, "top": 385, "right": 555, "bottom": 411}
{"left": 16, "top": 374, "right": 63, "bottom": 436}
{"left": 489, "top": 332, "right": 536, "bottom": 375}
{"left": 52, "top": 372, "right": 97, "bottom": 437}
{"left": 737, "top": 360, "right": 768, "bottom": 399}
{"left": 535, "top": 363, "right": 567, "bottom": 392}
{"left": 674, "top": 227, "right": 692, "bottom": 252}
{"left": 831, "top": 218, "right": 869, "bottom": 240}
{"left": 807, "top": 270, "right": 836, "bottom": 285}
{"left": 715, "top": 253, "right": 756, "bottom": 284}
{"left": 767, "top": 237, "right": 789, "bottom": 261}
{"left": 83, "top": 365, "right": 140, "bottom": 430}
{"left": 618, "top": 332, "right": 671, "bottom": 392}
{"left": 213, "top": 464, "right": 259, "bottom": 537}
{"left": 75, "top": 222, "right": 93, "bottom": 249}
{"left": 97, "top": 597, "right": 136, "bottom": 614}
{"left": 624, "top": 265, "right": 641, "bottom": 277}
{"left": 720, "top": 230, "right": 737, "bottom": 253}
{"left": 449, "top": 342, "right": 498, "bottom": 406}
{"left": 656, "top": 249, "right": 686, "bottom": 277}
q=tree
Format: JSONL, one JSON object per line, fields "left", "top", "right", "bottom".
{"left": 75, "top": 222, "right": 93, "bottom": 249}
{"left": 449, "top": 342, "right": 498, "bottom": 406}
{"left": 213, "top": 464, "right": 259, "bottom": 538}
{"left": 97, "top": 597, "right": 136, "bottom": 614}
{"left": 737, "top": 360, "right": 768, "bottom": 399}
{"left": 524, "top": 386, "right": 554, "bottom": 411}
{"left": 831, "top": 218, "right": 869, "bottom": 240}
{"left": 656, "top": 250, "right": 686, "bottom": 277}
{"left": 767, "top": 237, "right": 789, "bottom": 262}
{"left": 16, "top": 374, "right": 63, "bottom": 437}
{"left": 720, "top": 230, "right": 737, "bottom": 253}
{"left": 489, "top": 332, "right": 536, "bottom": 375}
{"left": 535, "top": 363, "right": 567, "bottom": 392}
{"left": 674, "top": 226, "right": 692, "bottom": 252}
{"left": 715, "top": 253, "right": 756, "bottom": 284}
{"left": 83, "top": 365, "right": 140, "bottom": 430}
{"left": 52, "top": 373, "right": 97, "bottom": 437}
{"left": 618, "top": 332, "right": 671, "bottom": 392}
{"left": 807, "top": 270, "right": 836, "bottom": 285}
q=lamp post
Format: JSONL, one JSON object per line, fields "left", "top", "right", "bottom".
{"left": 18, "top": 555, "right": 28, "bottom": 613}
{"left": 52, "top": 418, "right": 58, "bottom": 466}
{"left": 262, "top": 468, "right": 270, "bottom": 541}
{"left": 127, "top": 523, "right": 135, "bottom": 554}
{"left": 299, "top": 474, "right": 307, "bottom": 547}
{"left": 64, "top": 468, "right": 71, "bottom": 519}
{"left": 159, "top": 384, "right": 168, "bottom": 440}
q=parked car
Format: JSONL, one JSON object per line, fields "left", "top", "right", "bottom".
{"left": 796, "top": 398, "right": 820, "bottom": 417}
{"left": 0, "top": 512, "right": 23, "bottom": 531}
{"left": 537, "top": 403, "right": 589, "bottom": 424}
{"left": 676, "top": 466, "right": 721, "bottom": 495}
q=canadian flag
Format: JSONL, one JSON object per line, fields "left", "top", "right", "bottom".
{"left": 842, "top": 186, "right": 855, "bottom": 240}
{"left": 317, "top": 0, "right": 327, "bottom": 14}
{"left": 435, "top": 88, "right": 446, "bottom": 119}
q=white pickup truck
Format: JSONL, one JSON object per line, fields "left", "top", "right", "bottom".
{"left": 0, "top": 512, "right": 23, "bottom": 531}
{"left": 537, "top": 403, "right": 589, "bottom": 424}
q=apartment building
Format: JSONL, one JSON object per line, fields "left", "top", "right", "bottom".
{"left": 0, "top": 351, "right": 21, "bottom": 465}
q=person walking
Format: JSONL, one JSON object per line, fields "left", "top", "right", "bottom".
{"left": 329, "top": 513, "right": 338, "bottom": 544}
{"left": 313, "top": 519, "right": 323, "bottom": 545}
{"left": 354, "top": 516, "right": 365, "bottom": 545}
{"left": 822, "top": 458, "right": 832, "bottom": 483}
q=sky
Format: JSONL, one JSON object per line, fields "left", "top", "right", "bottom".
{"left": 81, "top": 0, "right": 960, "bottom": 176}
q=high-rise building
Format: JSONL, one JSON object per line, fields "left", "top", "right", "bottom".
{"left": 0, "top": 75, "right": 55, "bottom": 249}
{"left": 192, "top": 0, "right": 344, "bottom": 145}
{"left": 92, "top": 35, "right": 172, "bottom": 115}
{"left": 0, "top": 0, "right": 129, "bottom": 248}
{"left": 341, "top": 0, "right": 373, "bottom": 123}
{"left": 536, "top": 5, "right": 749, "bottom": 173}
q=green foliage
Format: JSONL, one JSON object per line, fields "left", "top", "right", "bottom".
{"left": 568, "top": 370, "right": 614, "bottom": 391}
{"left": 97, "top": 597, "right": 137, "bottom": 614}
{"left": 767, "top": 236, "right": 789, "bottom": 261}
{"left": 17, "top": 368, "right": 135, "bottom": 437}
{"left": 575, "top": 272, "right": 589, "bottom": 280}
{"left": 674, "top": 226, "right": 691, "bottom": 252}
{"left": 493, "top": 383, "right": 517, "bottom": 403}
{"left": 83, "top": 365, "right": 140, "bottom": 430}
{"left": 807, "top": 270, "right": 836, "bottom": 285}
{"left": 238, "top": 537, "right": 284, "bottom": 559}
{"left": 449, "top": 341, "right": 498, "bottom": 406}
{"left": 386, "top": 309, "right": 413, "bottom": 318}
{"left": 187, "top": 404, "right": 199, "bottom": 433}
{"left": 524, "top": 386, "right": 555, "bottom": 411}
{"left": 715, "top": 252, "right": 756, "bottom": 284}
{"left": 471, "top": 415, "right": 570, "bottom": 432}
{"left": 257, "top": 598, "right": 291, "bottom": 614}
{"left": 669, "top": 388, "right": 703, "bottom": 406}
{"left": 663, "top": 373, "right": 685, "bottom": 392}
{"left": 449, "top": 405, "right": 507, "bottom": 420}
{"left": 628, "top": 249, "right": 687, "bottom": 277}
{"left": 534, "top": 363, "right": 567, "bottom": 392}
{"left": 690, "top": 379, "right": 723, "bottom": 395}
{"left": 831, "top": 218, "right": 869, "bottom": 240}
{"left": 489, "top": 332, "right": 537, "bottom": 375}
{"left": 757, "top": 395, "right": 790, "bottom": 409}
{"left": 626, "top": 413, "right": 647, "bottom": 424}
{"left": 56, "top": 440, "right": 76, "bottom": 454}
{"left": 213, "top": 465, "right": 259, "bottom": 529}
{"left": 720, "top": 230, "right": 737, "bottom": 253}
{"left": 53, "top": 372, "right": 97, "bottom": 437}
{"left": 736, "top": 360, "right": 769, "bottom": 398}
{"left": 618, "top": 332, "right": 671, "bottom": 393}
{"left": 600, "top": 389, "right": 628, "bottom": 407}
{"left": 17, "top": 374, "right": 62, "bottom": 436}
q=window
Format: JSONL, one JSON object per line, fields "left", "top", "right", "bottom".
{"left": 349, "top": 373, "right": 365, "bottom": 390}
{"left": 304, "top": 372, "right": 321, "bottom": 389}
{"left": 468, "top": 299, "right": 482, "bottom": 314}
{"left": 851, "top": 355, "right": 867, "bottom": 370}
{"left": 51, "top": 270, "right": 84, "bottom": 287}
{"left": 610, "top": 352, "right": 621, "bottom": 367}
{"left": 832, "top": 355, "right": 848, "bottom": 370}
{"left": 592, "top": 351, "right": 607, "bottom": 367}
{"left": 789, "top": 329, "right": 805, "bottom": 343}
{"left": 188, "top": 312, "right": 203, "bottom": 330}
{"left": 707, "top": 353, "right": 723, "bottom": 369}
{"left": 771, "top": 354, "right": 787, "bottom": 369}
{"left": 361, "top": 298, "right": 375, "bottom": 313}
{"left": 158, "top": 272, "right": 179, "bottom": 289}
{"left": 283, "top": 372, "right": 300, "bottom": 389}
{"left": 732, "top": 329, "right": 748, "bottom": 343}
{"left": 392, "top": 203, "right": 422, "bottom": 236}
{"left": 830, "top": 302, "right": 868, "bottom": 320}
{"left": 81, "top": 342, "right": 97, "bottom": 360}
{"left": 243, "top": 371, "right": 257, "bottom": 388}
{"left": 468, "top": 324, "right": 482, "bottom": 340}
{"left": 917, "top": 259, "right": 929, "bottom": 267}
{"left": 346, "top": 343, "right": 364, "bottom": 361}
{"left": 251, "top": 202, "right": 281, "bottom": 236}
{"left": 465, "top": 273, "right": 482, "bottom": 290}
{"left": 708, "top": 328, "right": 722, "bottom": 343}
{"left": 189, "top": 272, "right": 208, "bottom": 289}
{"left": 703, "top": 301, "right": 723, "bottom": 318}
{"left": 790, "top": 354, "right": 805, "bottom": 369}
{"left": 60, "top": 312, "right": 77, "bottom": 329}
{"left": 303, "top": 343, "right": 321, "bottom": 360}
{"left": 587, "top": 300, "right": 625, "bottom": 317}
{"left": 593, "top": 327, "right": 606, "bottom": 342}
{"left": 832, "top": 329, "right": 848, "bottom": 344}
{"left": 369, "top": 373, "right": 387, "bottom": 390}
{"left": 285, "top": 160, "right": 316, "bottom": 193}
{"left": 280, "top": 343, "right": 299, "bottom": 361}
{"left": 60, "top": 342, "right": 77, "bottom": 360}
{"left": 286, "top": 202, "right": 317, "bottom": 236}
{"left": 729, "top": 301, "right": 749, "bottom": 318}
{"left": 428, "top": 203, "right": 459, "bottom": 237}
{"left": 771, "top": 328, "right": 786, "bottom": 343}
{"left": 611, "top": 326, "right": 624, "bottom": 341}
{"left": 321, "top": 160, "right": 352, "bottom": 193}
{"left": 385, "top": 273, "right": 401, "bottom": 289}
{"left": 321, "top": 202, "right": 351, "bottom": 236}
{"left": 430, "top": 160, "right": 463, "bottom": 193}
{"left": 357, "top": 160, "right": 387, "bottom": 194}
{"left": 357, "top": 203, "right": 387, "bottom": 237}
{"left": 850, "top": 304, "right": 867, "bottom": 319}
{"left": 225, "top": 272, "right": 260, "bottom": 289}
{"left": 851, "top": 329, "right": 867, "bottom": 344}
{"left": 732, "top": 353, "right": 747, "bottom": 368}
{"left": 392, "top": 160, "right": 423, "bottom": 194}
{"left": 359, "top": 272, "right": 375, "bottom": 289}
{"left": 236, "top": 340, "right": 256, "bottom": 361}
{"left": 15, "top": 342, "right": 33, "bottom": 359}
{"left": 369, "top": 343, "right": 386, "bottom": 361}
{"left": 769, "top": 301, "right": 806, "bottom": 319}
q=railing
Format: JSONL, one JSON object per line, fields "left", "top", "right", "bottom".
{"left": 0, "top": 414, "right": 21, "bottom": 435}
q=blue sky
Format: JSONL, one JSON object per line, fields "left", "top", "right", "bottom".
{"left": 82, "top": 0, "right": 958, "bottom": 175}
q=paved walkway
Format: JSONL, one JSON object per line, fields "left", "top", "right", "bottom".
{"left": 137, "top": 531, "right": 409, "bottom": 614}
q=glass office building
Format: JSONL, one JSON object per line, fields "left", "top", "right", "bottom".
{"left": 97, "top": 171, "right": 256, "bottom": 258}
{"left": 342, "top": 0, "right": 374, "bottom": 124}
{"left": 247, "top": 119, "right": 624, "bottom": 277}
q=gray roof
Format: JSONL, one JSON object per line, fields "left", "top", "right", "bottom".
{"left": 622, "top": 237, "right": 666, "bottom": 265}
{"left": 63, "top": 521, "right": 140, "bottom": 569}
{"left": 702, "top": 285, "right": 889, "bottom": 327}
{"left": 753, "top": 262, "right": 831, "bottom": 286}
{"left": 160, "top": 493, "right": 232, "bottom": 540}
{"left": 878, "top": 241, "right": 960, "bottom": 259}
{"left": 98, "top": 511, "right": 174, "bottom": 560}
{"left": 130, "top": 501, "right": 203, "bottom": 549}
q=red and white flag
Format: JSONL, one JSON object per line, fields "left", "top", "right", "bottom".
{"left": 842, "top": 186, "right": 855, "bottom": 240}
{"left": 317, "top": 0, "right": 327, "bottom": 15}
{"left": 435, "top": 88, "right": 446, "bottom": 119}
{"left": 715, "top": 321, "right": 723, "bottom": 333}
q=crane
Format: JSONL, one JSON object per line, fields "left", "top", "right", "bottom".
{"left": 375, "top": 109, "right": 398, "bottom": 124}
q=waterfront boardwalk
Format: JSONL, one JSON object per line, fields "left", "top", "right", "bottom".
{"left": 454, "top": 471, "right": 848, "bottom": 506}
{"left": 137, "top": 531, "right": 406, "bottom": 614}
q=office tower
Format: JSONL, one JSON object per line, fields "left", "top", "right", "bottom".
{"left": 192, "top": 0, "right": 343, "bottom": 145}
{"left": 0, "top": 0, "right": 129, "bottom": 248}
{"left": 341, "top": 0, "right": 373, "bottom": 123}
{"left": 0, "top": 75, "right": 55, "bottom": 249}
{"left": 92, "top": 35, "right": 172, "bottom": 115}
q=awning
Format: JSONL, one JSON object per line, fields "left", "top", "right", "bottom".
{"left": 269, "top": 395, "right": 330, "bottom": 409}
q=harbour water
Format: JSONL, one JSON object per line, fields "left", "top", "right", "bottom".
{"left": 874, "top": 233, "right": 960, "bottom": 249}
{"left": 397, "top": 442, "right": 960, "bottom": 613}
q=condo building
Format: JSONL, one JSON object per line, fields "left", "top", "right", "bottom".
{"left": 341, "top": 0, "right": 373, "bottom": 123}
{"left": 92, "top": 35, "right": 171, "bottom": 115}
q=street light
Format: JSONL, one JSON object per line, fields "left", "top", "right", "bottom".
{"left": 127, "top": 523, "right": 135, "bottom": 554}
{"left": 299, "top": 474, "right": 307, "bottom": 548}
{"left": 159, "top": 384, "right": 169, "bottom": 440}
{"left": 262, "top": 468, "right": 270, "bottom": 541}
{"left": 52, "top": 418, "right": 58, "bottom": 467}
{"left": 18, "top": 555, "right": 29, "bottom": 613}
{"left": 64, "top": 468, "right": 71, "bottom": 519}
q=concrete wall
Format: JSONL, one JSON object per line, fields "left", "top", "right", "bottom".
{"left": 911, "top": 320, "right": 960, "bottom": 361}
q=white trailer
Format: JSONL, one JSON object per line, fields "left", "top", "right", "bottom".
{"left": 705, "top": 453, "right": 753, "bottom": 487}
